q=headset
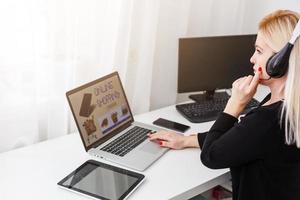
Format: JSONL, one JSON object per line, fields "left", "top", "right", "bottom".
{"left": 266, "top": 19, "right": 300, "bottom": 78}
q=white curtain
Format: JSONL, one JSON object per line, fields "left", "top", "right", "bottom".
{"left": 0, "top": 0, "right": 194, "bottom": 153}
{"left": 0, "top": 0, "right": 125, "bottom": 152}
{"left": 2, "top": 0, "right": 298, "bottom": 153}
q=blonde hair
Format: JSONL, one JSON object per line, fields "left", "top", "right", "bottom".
{"left": 259, "top": 10, "right": 300, "bottom": 147}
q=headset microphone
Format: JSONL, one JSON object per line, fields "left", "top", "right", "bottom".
{"left": 266, "top": 20, "right": 300, "bottom": 78}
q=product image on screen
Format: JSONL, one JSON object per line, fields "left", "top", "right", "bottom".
{"left": 67, "top": 73, "right": 132, "bottom": 148}
{"left": 58, "top": 160, "right": 145, "bottom": 200}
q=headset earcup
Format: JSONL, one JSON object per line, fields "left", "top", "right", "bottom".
{"left": 266, "top": 43, "right": 294, "bottom": 78}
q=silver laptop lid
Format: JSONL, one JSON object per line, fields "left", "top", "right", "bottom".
{"left": 66, "top": 72, "right": 134, "bottom": 152}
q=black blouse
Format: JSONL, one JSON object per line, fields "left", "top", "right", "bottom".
{"left": 198, "top": 94, "right": 300, "bottom": 200}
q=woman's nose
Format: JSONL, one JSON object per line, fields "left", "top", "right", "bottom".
{"left": 250, "top": 54, "right": 255, "bottom": 64}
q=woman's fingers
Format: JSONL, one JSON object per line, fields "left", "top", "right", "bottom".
{"left": 236, "top": 73, "right": 259, "bottom": 94}
{"left": 249, "top": 72, "right": 260, "bottom": 90}
{"left": 233, "top": 76, "right": 246, "bottom": 86}
{"left": 148, "top": 131, "right": 170, "bottom": 141}
{"left": 240, "top": 75, "right": 253, "bottom": 88}
{"left": 148, "top": 131, "right": 185, "bottom": 149}
{"left": 159, "top": 140, "right": 171, "bottom": 148}
{"left": 159, "top": 138, "right": 182, "bottom": 149}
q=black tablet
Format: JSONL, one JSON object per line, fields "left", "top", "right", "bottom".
{"left": 58, "top": 160, "right": 145, "bottom": 200}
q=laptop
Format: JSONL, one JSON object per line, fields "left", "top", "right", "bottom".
{"left": 66, "top": 71, "right": 168, "bottom": 171}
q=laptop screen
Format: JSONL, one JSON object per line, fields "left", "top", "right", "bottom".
{"left": 66, "top": 72, "right": 133, "bottom": 150}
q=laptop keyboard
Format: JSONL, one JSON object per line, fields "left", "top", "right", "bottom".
{"left": 100, "top": 126, "right": 155, "bottom": 157}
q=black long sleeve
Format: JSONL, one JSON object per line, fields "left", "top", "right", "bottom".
{"left": 199, "top": 96, "right": 300, "bottom": 200}
{"left": 197, "top": 131, "right": 207, "bottom": 149}
{"left": 200, "top": 110, "right": 278, "bottom": 169}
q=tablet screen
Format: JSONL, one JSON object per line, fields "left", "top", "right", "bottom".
{"left": 58, "top": 160, "right": 145, "bottom": 200}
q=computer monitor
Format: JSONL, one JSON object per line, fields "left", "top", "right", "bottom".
{"left": 178, "top": 34, "right": 257, "bottom": 100}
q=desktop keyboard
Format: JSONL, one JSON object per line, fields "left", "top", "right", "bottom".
{"left": 100, "top": 126, "right": 155, "bottom": 157}
{"left": 176, "top": 93, "right": 260, "bottom": 123}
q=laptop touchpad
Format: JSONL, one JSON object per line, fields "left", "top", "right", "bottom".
{"left": 140, "top": 142, "right": 161, "bottom": 154}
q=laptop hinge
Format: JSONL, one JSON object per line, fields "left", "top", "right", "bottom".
{"left": 88, "top": 148, "right": 97, "bottom": 156}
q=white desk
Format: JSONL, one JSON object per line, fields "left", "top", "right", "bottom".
{"left": 0, "top": 86, "right": 269, "bottom": 200}
{"left": 0, "top": 104, "right": 231, "bottom": 200}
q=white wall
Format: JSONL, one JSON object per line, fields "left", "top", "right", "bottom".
{"left": 187, "top": 0, "right": 252, "bottom": 36}
{"left": 264, "top": 0, "right": 300, "bottom": 13}
{"left": 150, "top": 0, "right": 191, "bottom": 110}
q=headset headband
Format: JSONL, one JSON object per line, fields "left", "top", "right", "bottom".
{"left": 266, "top": 19, "right": 300, "bottom": 78}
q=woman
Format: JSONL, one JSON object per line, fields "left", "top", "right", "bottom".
{"left": 148, "top": 10, "right": 300, "bottom": 200}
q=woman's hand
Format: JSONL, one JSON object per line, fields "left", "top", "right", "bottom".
{"left": 224, "top": 71, "right": 260, "bottom": 118}
{"left": 148, "top": 131, "right": 199, "bottom": 149}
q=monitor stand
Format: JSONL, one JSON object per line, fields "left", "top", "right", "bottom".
{"left": 189, "top": 90, "right": 229, "bottom": 103}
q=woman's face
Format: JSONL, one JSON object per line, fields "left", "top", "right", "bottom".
{"left": 250, "top": 32, "right": 275, "bottom": 84}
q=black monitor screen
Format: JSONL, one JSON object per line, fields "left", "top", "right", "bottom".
{"left": 178, "top": 34, "right": 256, "bottom": 93}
